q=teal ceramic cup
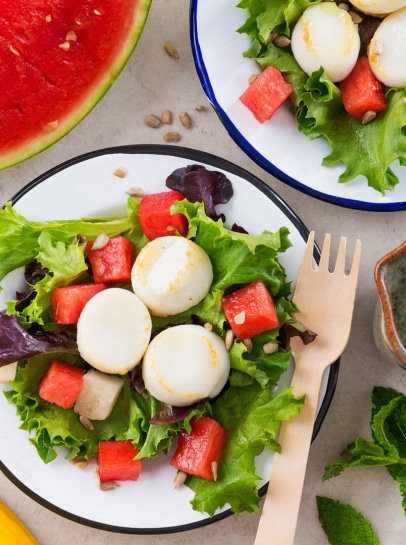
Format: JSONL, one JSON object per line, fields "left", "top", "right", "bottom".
{"left": 373, "top": 240, "right": 406, "bottom": 371}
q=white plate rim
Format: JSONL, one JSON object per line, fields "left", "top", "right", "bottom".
{"left": 189, "top": 0, "right": 406, "bottom": 212}
{"left": 0, "top": 144, "right": 340, "bottom": 534}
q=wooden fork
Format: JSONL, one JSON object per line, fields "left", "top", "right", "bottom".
{"left": 254, "top": 232, "right": 361, "bottom": 545}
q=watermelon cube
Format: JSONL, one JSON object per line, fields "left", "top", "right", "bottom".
{"left": 170, "top": 417, "right": 227, "bottom": 481}
{"left": 98, "top": 441, "right": 141, "bottom": 482}
{"left": 87, "top": 236, "right": 134, "bottom": 284}
{"left": 222, "top": 281, "right": 280, "bottom": 340}
{"left": 39, "top": 359, "right": 85, "bottom": 410}
{"left": 51, "top": 283, "right": 106, "bottom": 324}
{"left": 340, "top": 57, "right": 387, "bottom": 120}
{"left": 239, "top": 65, "right": 293, "bottom": 123}
{"left": 138, "top": 191, "right": 188, "bottom": 240}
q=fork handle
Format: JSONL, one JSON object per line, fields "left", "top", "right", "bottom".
{"left": 254, "top": 351, "right": 324, "bottom": 545}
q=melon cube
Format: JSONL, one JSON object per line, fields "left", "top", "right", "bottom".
{"left": 0, "top": 362, "right": 17, "bottom": 383}
{"left": 74, "top": 369, "right": 124, "bottom": 420}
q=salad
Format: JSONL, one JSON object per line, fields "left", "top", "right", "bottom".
{"left": 0, "top": 164, "right": 310, "bottom": 518}
{"left": 238, "top": 0, "right": 406, "bottom": 195}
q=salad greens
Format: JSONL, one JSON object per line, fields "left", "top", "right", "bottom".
{"left": 1, "top": 190, "right": 305, "bottom": 516}
{"left": 317, "top": 496, "right": 381, "bottom": 545}
{"left": 237, "top": 0, "right": 406, "bottom": 194}
{"left": 323, "top": 386, "right": 406, "bottom": 516}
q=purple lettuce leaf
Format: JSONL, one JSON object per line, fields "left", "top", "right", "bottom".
{"left": 166, "top": 164, "right": 233, "bottom": 220}
{"left": 149, "top": 403, "right": 198, "bottom": 425}
{"left": 0, "top": 312, "right": 78, "bottom": 367}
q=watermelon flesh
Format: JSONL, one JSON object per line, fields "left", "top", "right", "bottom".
{"left": 0, "top": 0, "right": 151, "bottom": 168}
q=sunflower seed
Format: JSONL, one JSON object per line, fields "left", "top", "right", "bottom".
{"left": 174, "top": 471, "right": 187, "bottom": 489}
{"left": 99, "top": 481, "right": 120, "bottom": 491}
{"left": 338, "top": 2, "right": 349, "bottom": 10}
{"left": 91, "top": 233, "right": 109, "bottom": 250}
{"left": 94, "top": 468, "right": 101, "bottom": 486}
{"left": 163, "top": 131, "right": 181, "bottom": 143}
{"left": 225, "top": 329, "right": 234, "bottom": 350}
{"left": 349, "top": 11, "right": 362, "bottom": 24}
{"left": 267, "top": 32, "right": 278, "bottom": 43}
{"left": 248, "top": 74, "right": 258, "bottom": 84}
{"left": 204, "top": 322, "right": 213, "bottom": 331}
{"left": 195, "top": 105, "right": 206, "bottom": 112}
{"left": 273, "top": 35, "right": 291, "bottom": 48}
{"left": 180, "top": 112, "right": 192, "bottom": 129}
{"left": 361, "top": 110, "right": 377, "bottom": 125}
{"left": 164, "top": 41, "right": 179, "bottom": 59}
{"left": 125, "top": 187, "right": 144, "bottom": 198}
{"left": 162, "top": 110, "right": 173, "bottom": 124}
{"left": 211, "top": 461, "right": 218, "bottom": 481}
{"left": 263, "top": 341, "right": 279, "bottom": 355}
{"left": 145, "top": 114, "right": 161, "bottom": 128}
{"left": 113, "top": 166, "right": 128, "bottom": 178}
{"left": 234, "top": 311, "right": 245, "bottom": 325}
{"left": 80, "top": 415, "right": 94, "bottom": 431}
{"left": 243, "top": 338, "right": 253, "bottom": 352}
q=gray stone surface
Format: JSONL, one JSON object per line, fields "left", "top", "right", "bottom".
{"left": 1, "top": 1, "right": 406, "bottom": 543}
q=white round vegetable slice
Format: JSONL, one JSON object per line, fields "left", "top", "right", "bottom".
{"left": 291, "top": 3, "right": 360, "bottom": 82}
{"left": 349, "top": 0, "right": 406, "bottom": 16}
{"left": 77, "top": 288, "right": 152, "bottom": 374}
{"left": 131, "top": 236, "right": 213, "bottom": 316}
{"left": 368, "top": 7, "right": 406, "bottom": 88}
{"left": 143, "top": 324, "right": 230, "bottom": 407}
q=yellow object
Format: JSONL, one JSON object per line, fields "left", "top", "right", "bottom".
{"left": 0, "top": 499, "right": 39, "bottom": 545}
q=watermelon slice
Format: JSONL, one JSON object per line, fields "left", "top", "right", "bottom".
{"left": 0, "top": 0, "right": 151, "bottom": 169}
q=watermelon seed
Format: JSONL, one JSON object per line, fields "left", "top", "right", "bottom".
{"left": 162, "top": 110, "right": 173, "bottom": 124}
{"left": 66, "top": 31, "right": 77, "bottom": 42}
{"left": 164, "top": 41, "right": 179, "bottom": 60}
{"left": 94, "top": 9, "right": 102, "bottom": 16}
{"left": 361, "top": 110, "right": 377, "bottom": 125}
{"left": 113, "top": 166, "right": 128, "bottom": 178}
{"left": 92, "top": 233, "right": 110, "bottom": 250}
{"left": 145, "top": 114, "right": 162, "bottom": 128}
{"left": 211, "top": 461, "right": 218, "bottom": 481}
{"left": 59, "top": 42, "right": 70, "bottom": 51}
{"left": 180, "top": 112, "right": 192, "bottom": 130}
{"left": 163, "top": 131, "right": 181, "bottom": 143}
{"left": 166, "top": 226, "right": 175, "bottom": 232}
{"left": 43, "top": 121, "right": 59, "bottom": 132}
{"left": 273, "top": 35, "right": 291, "bottom": 48}
{"left": 125, "top": 187, "right": 145, "bottom": 199}
{"left": 225, "top": 330, "right": 234, "bottom": 350}
{"left": 243, "top": 338, "right": 253, "bottom": 352}
{"left": 45, "top": 14, "right": 52, "bottom": 22}
{"left": 174, "top": 471, "right": 187, "bottom": 489}
{"left": 9, "top": 45, "right": 20, "bottom": 56}
{"left": 263, "top": 341, "right": 278, "bottom": 355}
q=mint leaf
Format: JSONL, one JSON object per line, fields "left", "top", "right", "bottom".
{"left": 317, "top": 496, "right": 381, "bottom": 545}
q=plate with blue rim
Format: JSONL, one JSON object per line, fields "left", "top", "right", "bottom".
{"left": 190, "top": 0, "right": 406, "bottom": 211}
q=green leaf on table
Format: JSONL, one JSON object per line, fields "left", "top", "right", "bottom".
{"left": 317, "top": 496, "right": 381, "bottom": 545}
{"left": 323, "top": 386, "right": 406, "bottom": 515}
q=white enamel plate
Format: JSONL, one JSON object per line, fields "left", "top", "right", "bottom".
{"left": 0, "top": 146, "right": 338, "bottom": 533}
{"left": 190, "top": 0, "right": 406, "bottom": 211}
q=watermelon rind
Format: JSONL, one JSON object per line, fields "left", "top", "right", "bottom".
{"left": 0, "top": 0, "right": 152, "bottom": 171}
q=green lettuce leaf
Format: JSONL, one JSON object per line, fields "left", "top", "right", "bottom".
{"left": 186, "top": 384, "right": 304, "bottom": 516}
{"left": 317, "top": 496, "right": 381, "bottom": 545}
{"left": 0, "top": 200, "right": 138, "bottom": 289}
